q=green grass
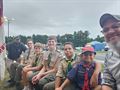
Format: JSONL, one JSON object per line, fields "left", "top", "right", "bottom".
{"left": 0, "top": 70, "right": 15, "bottom": 90}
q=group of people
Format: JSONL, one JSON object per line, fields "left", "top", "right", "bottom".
{"left": 4, "top": 13, "right": 120, "bottom": 90}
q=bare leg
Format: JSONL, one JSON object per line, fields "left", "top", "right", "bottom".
{"left": 102, "top": 85, "right": 112, "bottom": 90}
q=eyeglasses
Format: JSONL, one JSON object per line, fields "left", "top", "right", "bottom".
{"left": 101, "top": 22, "right": 120, "bottom": 33}
{"left": 82, "top": 51, "right": 94, "bottom": 56}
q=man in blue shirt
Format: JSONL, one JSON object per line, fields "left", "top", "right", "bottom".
{"left": 5, "top": 36, "right": 27, "bottom": 87}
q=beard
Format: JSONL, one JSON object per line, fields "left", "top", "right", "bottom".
{"left": 108, "top": 40, "right": 120, "bottom": 53}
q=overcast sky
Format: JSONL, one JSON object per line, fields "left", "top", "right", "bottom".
{"left": 3, "top": 0, "right": 120, "bottom": 38}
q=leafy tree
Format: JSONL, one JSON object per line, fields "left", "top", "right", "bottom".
{"left": 94, "top": 35, "right": 104, "bottom": 42}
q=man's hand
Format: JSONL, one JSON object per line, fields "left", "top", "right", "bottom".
{"left": 32, "top": 75, "right": 39, "bottom": 84}
{"left": 32, "top": 74, "right": 44, "bottom": 84}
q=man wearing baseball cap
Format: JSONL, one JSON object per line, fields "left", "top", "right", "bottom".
{"left": 100, "top": 13, "right": 120, "bottom": 90}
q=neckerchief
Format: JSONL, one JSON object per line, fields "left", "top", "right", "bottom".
{"left": 65, "top": 53, "right": 77, "bottom": 75}
{"left": 82, "top": 61, "right": 94, "bottom": 90}
{"left": 32, "top": 54, "right": 39, "bottom": 67}
{"left": 48, "top": 52, "right": 52, "bottom": 67}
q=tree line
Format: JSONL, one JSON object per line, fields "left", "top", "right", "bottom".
{"left": 5, "top": 30, "right": 104, "bottom": 47}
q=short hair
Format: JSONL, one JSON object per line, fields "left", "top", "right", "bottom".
{"left": 27, "top": 38, "right": 33, "bottom": 43}
{"left": 64, "top": 42, "right": 75, "bottom": 49}
{"left": 34, "top": 42, "right": 42, "bottom": 48}
{"left": 48, "top": 35, "right": 57, "bottom": 42}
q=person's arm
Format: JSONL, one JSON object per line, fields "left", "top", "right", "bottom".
{"left": 102, "top": 53, "right": 116, "bottom": 90}
{"left": 55, "top": 77, "right": 62, "bottom": 88}
{"left": 21, "top": 43, "right": 27, "bottom": 52}
{"left": 60, "top": 78, "right": 71, "bottom": 89}
{"left": 26, "top": 65, "right": 43, "bottom": 71}
{"left": 37, "top": 65, "right": 46, "bottom": 76}
{"left": 32, "top": 66, "right": 46, "bottom": 84}
{"left": 57, "top": 65, "right": 78, "bottom": 90}
{"left": 55, "top": 78, "right": 71, "bottom": 90}
{"left": 102, "top": 67, "right": 116, "bottom": 90}
{"left": 55, "top": 60, "right": 64, "bottom": 88}
{"left": 95, "top": 62, "right": 101, "bottom": 73}
{"left": 90, "top": 62, "right": 101, "bottom": 88}
{"left": 19, "top": 53, "right": 25, "bottom": 64}
{"left": 42, "top": 68, "right": 56, "bottom": 76}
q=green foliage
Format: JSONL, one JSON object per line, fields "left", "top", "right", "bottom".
{"left": 94, "top": 35, "right": 104, "bottom": 42}
{"left": 5, "top": 31, "right": 104, "bottom": 46}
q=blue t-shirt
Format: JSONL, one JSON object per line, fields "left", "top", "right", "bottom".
{"left": 6, "top": 42, "right": 27, "bottom": 60}
{"left": 67, "top": 61, "right": 101, "bottom": 90}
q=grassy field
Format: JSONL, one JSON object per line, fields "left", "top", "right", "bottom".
{"left": 0, "top": 70, "right": 15, "bottom": 90}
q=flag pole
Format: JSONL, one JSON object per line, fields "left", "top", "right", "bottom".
{"left": 0, "top": 0, "right": 5, "bottom": 80}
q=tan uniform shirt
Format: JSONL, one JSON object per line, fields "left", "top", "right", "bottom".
{"left": 43, "top": 50, "right": 62, "bottom": 71}
{"left": 21, "top": 48, "right": 35, "bottom": 65}
{"left": 56, "top": 54, "right": 81, "bottom": 79}
{"left": 31, "top": 52, "right": 44, "bottom": 67}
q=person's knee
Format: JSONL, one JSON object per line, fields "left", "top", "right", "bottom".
{"left": 94, "top": 85, "right": 102, "bottom": 90}
{"left": 43, "top": 82, "right": 55, "bottom": 90}
{"left": 17, "top": 65, "right": 23, "bottom": 70}
{"left": 38, "top": 79, "right": 48, "bottom": 89}
{"left": 43, "top": 84, "right": 48, "bottom": 90}
{"left": 38, "top": 80, "right": 45, "bottom": 87}
{"left": 102, "top": 85, "right": 112, "bottom": 90}
{"left": 43, "top": 84, "right": 51, "bottom": 90}
{"left": 10, "top": 63, "right": 18, "bottom": 69}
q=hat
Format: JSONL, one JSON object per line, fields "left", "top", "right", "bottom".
{"left": 100, "top": 13, "right": 120, "bottom": 28}
{"left": 81, "top": 46, "right": 95, "bottom": 54}
{"left": 48, "top": 35, "right": 57, "bottom": 42}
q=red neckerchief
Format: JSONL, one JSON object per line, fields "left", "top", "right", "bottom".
{"left": 82, "top": 64, "right": 90, "bottom": 90}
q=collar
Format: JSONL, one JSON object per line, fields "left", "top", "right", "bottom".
{"left": 49, "top": 49, "right": 56, "bottom": 54}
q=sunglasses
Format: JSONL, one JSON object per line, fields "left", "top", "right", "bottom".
{"left": 101, "top": 22, "right": 120, "bottom": 33}
{"left": 82, "top": 51, "right": 95, "bottom": 56}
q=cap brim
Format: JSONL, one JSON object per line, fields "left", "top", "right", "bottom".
{"left": 81, "top": 51, "right": 96, "bottom": 55}
{"left": 100, "top": 13, "right": 120, "bottom": 27}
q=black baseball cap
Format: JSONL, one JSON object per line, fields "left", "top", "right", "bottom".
{"left": 100, "top": 13, "right": 120, "bottom": 28}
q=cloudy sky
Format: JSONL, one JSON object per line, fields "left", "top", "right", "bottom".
{"left": 3, "top": 0, "right": 120, "bottom": 38}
